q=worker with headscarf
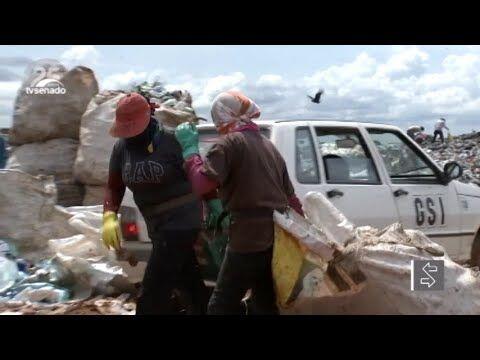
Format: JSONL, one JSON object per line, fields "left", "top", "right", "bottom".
{"left": 102, "top": 92, "right": 208, "bottom": 315}
{"left": 175, "top": 90, "right": 304, "bottom": 315}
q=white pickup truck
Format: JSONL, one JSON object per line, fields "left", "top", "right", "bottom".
{"left": 122, "top": 120, "right": 480, "bottom": 266}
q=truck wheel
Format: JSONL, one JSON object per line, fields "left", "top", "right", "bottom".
{"left": 470, "top": 232, "right": 480, "bottom": 267}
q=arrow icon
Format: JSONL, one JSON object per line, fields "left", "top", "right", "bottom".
{"left": 420, "top": 262, "right": 438, "bottom": 288}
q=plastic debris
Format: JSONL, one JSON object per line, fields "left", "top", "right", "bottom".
{"left": 133, "top": 81, "right": 205, "bottom": 130}
{"left": 0, "top": 173, "right": 137, "bottom": 311}
{"left": 0, "top": 256, "right": 19, "bottom": 293}
{"left": 0, "top": 294, "right": 135, "bottom": 315}
{"left": 6, "top": 283, "right": 70, "bottom": 303}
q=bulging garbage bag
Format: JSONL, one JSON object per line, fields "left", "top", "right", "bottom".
{"left": 0, "top": 170, "right": 56, "bottom": 247}
{"left": 10, "top": 61, "right": 98, "bottom": 145}
{"left": 6, "top": 139, "right": 84, "bottom": 207}
{"left": 73, "top": 92, "right": 126, "bottom": 185}
{"left": 6, "top": 138, "right": 79, "bottom": 181}
{"left": 0, "top": 170, "right": 83, "bottom": 256}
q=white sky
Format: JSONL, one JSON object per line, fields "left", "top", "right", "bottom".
{"left": 1, "top": 45, "right": 480, "bottom": 134}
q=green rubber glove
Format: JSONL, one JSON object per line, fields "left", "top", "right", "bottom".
{"left": 175, "top": 122, "right": 200, "bottom": 159}
{"left": 206, "top": 199, "right": 230, "bottom": 231}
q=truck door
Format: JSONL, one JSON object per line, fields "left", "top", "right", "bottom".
{"left": 295, "top": 126, "right": 399, "bottom": 229}
{"left": 366, "top": 128, "right": 463, "bottom": 259}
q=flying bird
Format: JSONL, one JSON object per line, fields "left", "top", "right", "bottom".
{"left": 308, "top": 89, "right": 324, "bottom": 104}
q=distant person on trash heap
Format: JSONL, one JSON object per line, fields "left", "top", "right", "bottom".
{"left": 406, "top": 125, "right": 424, "bottom": 140}
{"left": 174, "top": 90, "right": 304, "bottom": 315}
{"left": 102, "top": 92, "right": 208, "bottom": 315}
{"left": 407, "top": 125, "right": 427, "bottom": 145}
{"left": 433, "top": 117, "right": 450, "bottom": 143}
{"left": 414, "top": 132, "right": 428, "bottom": 145}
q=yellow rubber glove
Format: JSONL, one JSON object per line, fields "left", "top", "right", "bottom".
{"left": 102, "top": 211, "right": 122, "bottom": 250}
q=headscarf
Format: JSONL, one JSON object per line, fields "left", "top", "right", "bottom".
{"left": 210, "top": 90, "right": 261, "bottom": 134}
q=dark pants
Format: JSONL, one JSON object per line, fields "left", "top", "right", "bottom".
{"left": 207, "top": 246, "right": 278, "bottom": 315}
{"left": 433, "top": 130, "right": 444, "bottom": 143}
{"left": 136, "top": 229, "right": 208, "bottom": 315}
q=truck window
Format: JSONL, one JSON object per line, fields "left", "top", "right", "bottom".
{"left": 295, "top": 127, "right": 320, "bottom": 184}
{"left": 198, "top": 128, "right": 271, "bottom": 158}
{"left": 315, "top": 128, "right": 380, "bottom": 185}
{"left": 367, "top": 129, "right": 440, "bottom": 184}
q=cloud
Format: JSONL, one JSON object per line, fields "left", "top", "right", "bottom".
{"left": 61, "top": 45, "right": 100, "bottom": 67}
{"left": 304, "top": 52, "right": 377, "bottom": 92}
{"left": 0, "top": 56, "right": 32, "bottom": 67}
{"left": 4, "top": 45, "right": 467, "bottom": 133}
{"left": 100, "top": 68, "right": 171, "bottom": 92}
{"left": 277, "top": 47, "right": 480, "bottom": 131}
{"left": 0, "top": 56, "right": 33, "bottom": 85}
{"left": 0, "top": 68, "right": 20, "bottom": 81}
{"left": 0, "top": 81, "right": 21, "bottom": 98}
{"left": 256, "top": 74, "right": 285, "bottom": 87}
{"left": 192, "top": 72, "right": 247, "bottom": 109}
{"left": 88, "top": 46, "right": 480, "bottom": 133}
{"left": 102, "top": 71, "right": 149, "bottom": 90}
{"left": 203, "top": 72, "right": 246, "bottom": 95}
{"left": 377, "top": 46, "right": 429, "bottom": 79}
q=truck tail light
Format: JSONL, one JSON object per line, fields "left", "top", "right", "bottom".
{"left": 122, "top": 222, "right": 139, "bottom": 237}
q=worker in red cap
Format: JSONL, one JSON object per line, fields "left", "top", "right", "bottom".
{"left": 103, "top": 92, "right": 208, "bottom": 315}
{"left": 175, "top": 90, "right": 304, "bottom": 315}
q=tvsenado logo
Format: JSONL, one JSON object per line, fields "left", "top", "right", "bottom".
{"left": 25, "top": 60, "right": 67, "bottom": 95}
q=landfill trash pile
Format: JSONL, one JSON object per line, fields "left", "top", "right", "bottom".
{"left": 7, "top": 60, "right": 99, "bottom": 206}
{"left": 0, "top": 170, "right": 138, "bottom": 314}
{"left": 3, "top": 170, "right": 480, "bottom": 315}
{"left": 133, "top": 81, "right": 205, "bottom": 131}
{"left": 6, "top": 75, "right": 202, "bottom": 207}
{"left": 274, "top": 191, "right": 480, "bottom": 315}
{"left": 421, "top": 131, "right": 480, "bottom": 185}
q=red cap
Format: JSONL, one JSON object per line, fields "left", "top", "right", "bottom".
{"left": 110, "top": 93, "right": 151, "bottom": 138}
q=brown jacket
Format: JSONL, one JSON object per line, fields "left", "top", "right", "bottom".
{"left": 203, "top": 130, "right": 295, "bottom": 253}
